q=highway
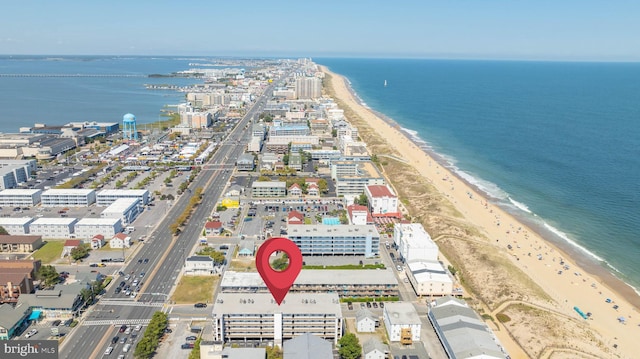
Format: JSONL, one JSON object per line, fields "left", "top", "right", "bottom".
{"left": 60, "top": 83, "right": 275, "bottom": 359}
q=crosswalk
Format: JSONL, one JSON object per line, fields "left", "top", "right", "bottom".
{"left": 83, "top": 319, "right": 151, "bottom": 326}
{"left": 100, "top": 300, "right": 164, "bottom": 307}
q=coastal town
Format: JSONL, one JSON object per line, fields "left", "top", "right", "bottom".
{"left": 0, "top": 58, "right": 636, "bottom": 359}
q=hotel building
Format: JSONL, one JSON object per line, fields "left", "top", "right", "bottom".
{"left": 393, "top": 223, "right": 439, "bottom": 262}
{"left": 287, "top": 224, "right": 380, "bottom": 257}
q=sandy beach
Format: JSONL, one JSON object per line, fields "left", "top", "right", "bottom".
{"left": 321, "top": 66, "right": 639, "bottom": 359}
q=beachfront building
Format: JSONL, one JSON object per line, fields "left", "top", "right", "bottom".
{"left": 330, "top": 161, "right": 385, "bottom": 197}
{"left": 28, "top": 218, "right": 77, "bottom": 239}
{"left": 0, "top": 235, "right": 43, "bottom": 253}
{"left": 220, "top": 269, "right": 398, "bottom": 298}
{"left": 393, "top": 223, "right": 439, "bottom": 262}
{"left": 73, "top": 217, "right": 123, "bottom": 239}
{"left": 184, "top": 255, "right": 216, "bottom": 275}
{"left": 251, "top": 181, "right": 287, "bottom": 198}
{"left": 383, "top": 302, "right": 421, "bottom": 344}
{"left": 287, "top": 224, "right": 380, "bottom": 257}
{"left": 0, "top": 218, "right": 35, "bottom": 235}
{"left": 40, "top": 189, "right": 96, "bottom": 207}
{"left": 428, "top": 296, "right": 508, "bottom": 359}
{"left": 212, "top": 292, "right": 342, "bottom": 347}
{"left": 365, "top": 184, "right": 400, "bottom": 218}
{"left": 269, "top": 124, "right": 310, "bottom": 137}
{"left": 100, "top": 198, "right": 140, "bottom": 225}
{"left": 406, "top": 260, "right": 454, "bottom": 297}
{"left": 283, "top": 333, "right": 333, "bottom": 359}
{"left": 96, "top": 189, "right": 150, "bottom": 207}
{"left": 295, "top": 76, "right": 322, "bottom": 100}
{"left": 0, "top": 189, "right": 43, "bottom": 206}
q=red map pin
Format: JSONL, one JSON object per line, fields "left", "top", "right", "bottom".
{"left": 256, "top": 237, "right": 303, "bottom": 305}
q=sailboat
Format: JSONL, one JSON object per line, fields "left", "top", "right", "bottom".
{"left": 384, "top": 80, "right": 387, "bottom": 87}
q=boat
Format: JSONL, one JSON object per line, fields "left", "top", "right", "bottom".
{"left": 384, "top": 80, "right": 387, "bottom": 87}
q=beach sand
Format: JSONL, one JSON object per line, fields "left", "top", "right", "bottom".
{"left": 321, "top": 66, "right": 639, "bottom": 359}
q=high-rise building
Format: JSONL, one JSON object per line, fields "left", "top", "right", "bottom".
{"left": 295, "top": 77, "right": 322, "bottom": 99}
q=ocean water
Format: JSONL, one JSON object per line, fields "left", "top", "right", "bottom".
{"left": 317, "top": 58, "right": 640, "bottom": 292}
{"left": 0, "top": 55, "right": 198, "bottom": 132}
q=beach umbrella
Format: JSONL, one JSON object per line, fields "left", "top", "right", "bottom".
{"left": 617, "top": 316, "right": 626, "bottom": 323}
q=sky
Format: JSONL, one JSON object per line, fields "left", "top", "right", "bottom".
{"left": 1, "top": 0, "right": 640, "bottom": 61}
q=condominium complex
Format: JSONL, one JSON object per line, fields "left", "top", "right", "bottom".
{"left": 213, "top": 293, "right": 342, "bottom": 346}
{"left": 100, "top": 198, "right": 140, "bottom": 225}
{"left": 96, "top": 189, "right": 150, "bottom": 207}
{"left": 295, "top": 77, "right": 322, "bottom": 100}
{"left": 251, "top": 181, "right": 286, "bottom": 198}
{"left": 28, "top": 218, "right": 78, "bottom": 239}
{"left": 0, "top": 218, "right": 35, "bottom": 236}
{"left": 330, "top": 161, "right": 385, "bottom": 196}
{"left": 406, "top": 260, "right": 453, "bottom": 297}
{"left": 220, "top": 269, "right": 398, "bottom": 298}
{"left": 287, "top": 224, "right": 380, "bottom": 257}
{"left": 0, "top": 189, "right": 43, "bottom": 206}
{"left": 73, "top": 218, "right": 123, "bottom": 239}
{"left": 393, "top": 223, "right": 439, "bottom": 262}
{"left": 41, "top": 189, "right": 96, "bottom": 207}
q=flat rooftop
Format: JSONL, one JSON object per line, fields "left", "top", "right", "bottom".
{"left": 75, "top": 217, "right": 121, "bottom": 226}
{"left": 0, "top": 217, "right": 35, "bottom": 225}
{"left": 42, "top": 189, "right": 96, "bottom": 196}
{"left": 221, "top": 269, "right": 397, "bottom": 289}
{"left": 288, "top": 224, "right": 380, "bottom": 237}
{"left": 31, "top": 217, "right": 78, "bottom": 225}
{"left": 102, "top": 198, "right": 139, "bottom": 212}
{"left": 97, "top": 189, "right": 149, "bottom": 196}
{"left": 0, "top": 189, "right": 42, "bottom": 196}
{"left": 213, "top": 293, "right": 341, "bottom": 316}
{"left": 384, "top": 302, "right": 421, "bottom": 325}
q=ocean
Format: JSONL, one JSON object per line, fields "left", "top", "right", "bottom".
{"left": 1, "top": 55, "right": 639, "bottom": 294}
{"left": 317, "top": 58, "right": 640, "bottom": 293}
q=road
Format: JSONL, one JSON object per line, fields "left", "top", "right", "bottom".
{"left": 60, "top": 83, "right": 276, "bottom": 359}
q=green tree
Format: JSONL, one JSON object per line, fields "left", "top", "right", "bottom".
{"left": 317, "top": 179, "right": 328, "bottom": 193}
{"left": 355, "top": 193, "right": 368, "bottom": 206}
{"left": 70, "top": 243, "right": 90, "bottom": 261}
{"left": 188, "top": 338, "right": 202, "bottom": 359}
{"left": 338, "top": 333, "right": 362, "bottom": 359}
{"left": 266, "top": 345, "right": 283, "bottom": 359}
{"left": 271, "top": 253, "right": 289, "bottom": 271}
{"left": 36, "top": 265, "right": 59, "bottom": 288}
{"left": 0, "top": 226, "right": 8, "bottom": 235}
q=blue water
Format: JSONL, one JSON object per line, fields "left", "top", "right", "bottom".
{"left": 317, "top": 58, "right": 640, "bottom": 292}
{"left": 0, "top": 55, "right": 199, "bottom": 131}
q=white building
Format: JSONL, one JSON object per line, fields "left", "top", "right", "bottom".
{"left": 383, "top": 302, "right": 421, "bottom": 343}
{"left": 0, "top": 217, "right": 34, "bottom": 235}
{"left": 109, "top": 233, "right": 131, "bottom": 249}
{"left": 101, "top": 198, "right": 140, "bottom": 225}
{"left": 406, "top": 260, "right": 453, "bottom": 297}
{"left": 393, "top": 223, "right": 439, "bottom": 262}
{"left": 213, "top": 292, "right": 342, "bottom": 347}
{"left": 363, "top": 338, "right": 388, "bottom": 359}
{"left": 96, "top": 189, "right": 150, "bottom": 207}
{"left": 330, "top": 161, "right": 385, "bottom": 197}
{"left": 287, "top": 224, "right": 380, "bottom": 257}
{"left": 185, "top": 255, "right": 215, "bottom": 275}
{"left": 41, "top": 189, "right": 96, "bottom": 207}
{"left": 29, "top": 217, "right": 78, "bottom": 239}
{"left": 0, "top": 189, "right": 42, "bottom": 206}
{"left": 365, "top": 184, "right": 400, "bottom": 218}
{"left": 356, "top": 309, "right": 377, "bottom": 333}
{"left": 73, "top": 217, "right": 123, "bottom": 239}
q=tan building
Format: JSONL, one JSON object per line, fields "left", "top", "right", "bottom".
{"left": 0, "top": 235, "right": 43, "bottom": 253}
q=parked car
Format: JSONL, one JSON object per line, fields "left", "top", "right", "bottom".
{"left": 181, "top": 343, "right": 194, "bottom": 349}
{"left": 25, "top": 329, "right": 38, "bottom": 338}
{"left": 194, "top": 303, "right": 207, "bottom": 308}
{"left": 185, "top": 335, "right": 197, "bottom": 341}
{"left": 51, "top": 320, "right": 61, "bottom": 326}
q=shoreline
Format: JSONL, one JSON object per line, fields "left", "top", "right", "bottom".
{"left": 338, "top": 68, "right": 640, "bottom": 306}
{"left": 321, "top": 65, "right": 639, "bottom": 358}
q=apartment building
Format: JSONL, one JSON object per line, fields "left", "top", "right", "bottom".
{"left": 213, "top": 292, "right": 342, "bottom": 347}
{"left": 41, "top": 189, "right": 96, "bottom": 207}
{"left": 393, "top": 223, "right": 439, "bottom": 262}
{"left": 74, "top": 217, "right": 123, "bottom": 239}
{"left": 0, "top": 189, "right": 43, "bottom": 206}
{"left": 96, "top": 189, "right": 150, "bottom": 207}
{"left": 0, "top": 235, "right": 43, "bottom": 252}
{"left": 100, "top": 198, "right": 140, "bottom": 225}
{"left": 331, "top": 161, "right": 385, "bottom": 197}
{"left": 365, "top": 184, "right": 400, "bottom": 218}
{"left": 0, "top": 218, "right": 35, "bottom": 235}
{"left": 28, "top": 218, "right": 78, "bottom": 239}
{"left": 251, "top": 181, "right": 286, "bottom": 198}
